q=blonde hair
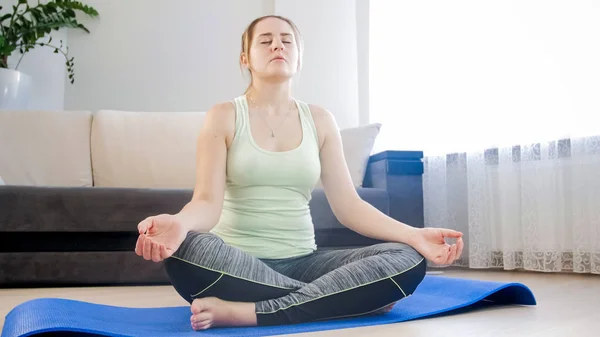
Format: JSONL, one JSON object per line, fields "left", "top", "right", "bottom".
{"left": 241, "top": 15, "right": 304, "bottom": 93}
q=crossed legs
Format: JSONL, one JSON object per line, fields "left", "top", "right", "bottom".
{"left": 164, "top": 232, "right": 426, "bottom": 329}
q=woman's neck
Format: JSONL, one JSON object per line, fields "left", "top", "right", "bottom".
{"left": 247, "top": 80, "right": 293, "bottom": 116}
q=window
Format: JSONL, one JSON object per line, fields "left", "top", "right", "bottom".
{"left": 369, "top": 0, "right": 600, "bottom": 156}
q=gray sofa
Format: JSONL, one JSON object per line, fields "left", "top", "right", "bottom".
{"left": 0, "top": 150, "right": 424, "bottom": 287}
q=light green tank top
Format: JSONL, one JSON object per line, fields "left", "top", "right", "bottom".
{"left": 210, "top": 95, "right": 321, "bottom": 259}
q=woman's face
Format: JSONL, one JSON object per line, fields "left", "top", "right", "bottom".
{"left": 244, "top": 17, "right": 300, "bottom": 81}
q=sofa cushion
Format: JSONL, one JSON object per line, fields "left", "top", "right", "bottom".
{"left": 315, "top": 123, "right": 381, "bottom": 188}
{"left": 91, "top": 110, "right": 205, "bottom": 188}
{"left": 0, "top": 110, "right": 93, "bottom": 187}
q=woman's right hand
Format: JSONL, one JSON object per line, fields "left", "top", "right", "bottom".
{"left": 134, "top": 214, "right": 188, "bottom": 262}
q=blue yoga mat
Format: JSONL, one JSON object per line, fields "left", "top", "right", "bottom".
{"left": 2, "top": 275, "right": 536, "bottom": 337}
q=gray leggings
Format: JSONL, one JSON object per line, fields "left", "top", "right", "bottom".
{"left": 164, "top": 231, "right": 426, "bottom": 326}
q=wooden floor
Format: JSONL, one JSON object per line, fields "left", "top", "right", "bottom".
{"left": 1, "top": 268, "right": 599, "bottom": 336}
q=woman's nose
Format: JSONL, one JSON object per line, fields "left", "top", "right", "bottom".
{"left": 272, "top": 39, "right": 284, "bottom": 50}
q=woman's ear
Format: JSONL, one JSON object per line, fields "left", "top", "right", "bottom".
{"left": 240, "top": 53, "right": 249, "bottom": 68}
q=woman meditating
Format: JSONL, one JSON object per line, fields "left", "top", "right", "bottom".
{"left": 134, "top": 15, "right": 464, "bottom": 331}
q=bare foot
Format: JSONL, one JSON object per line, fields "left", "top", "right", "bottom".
{"left": 373, "top": 302, "right": 396, "bottom": 315}
{"left": 189, "top": 297, "right": 257, "bottom": 330}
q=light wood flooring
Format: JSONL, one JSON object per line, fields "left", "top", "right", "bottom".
{"left": 1, "top": 268, "right": 599, "bottom": 337}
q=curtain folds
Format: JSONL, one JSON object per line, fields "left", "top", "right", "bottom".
{"left": 424, "top": 136, "right": 600, "bottom": 274}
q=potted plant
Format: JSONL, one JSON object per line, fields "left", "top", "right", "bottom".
{"left": 0, "top": 0, "right": 99, "bottom": 109}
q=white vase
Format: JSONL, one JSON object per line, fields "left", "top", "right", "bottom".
{"left": 0, "top": 68, "right": 32, "bottom": 110}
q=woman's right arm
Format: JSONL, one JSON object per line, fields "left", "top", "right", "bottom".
{"left": 174, "top": 102, "right": 235, "bottom": 233}
{"left": 135, "top": 102, "right": 234, "bottom": 262}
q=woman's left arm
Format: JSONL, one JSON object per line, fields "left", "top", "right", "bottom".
{"left": 313, "top": 106, "right": 463, "bottom": 265}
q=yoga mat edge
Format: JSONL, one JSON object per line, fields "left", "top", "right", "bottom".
{"left": 1, "top": 275, "right": 537, "bottom": 337}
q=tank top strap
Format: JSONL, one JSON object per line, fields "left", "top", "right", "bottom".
{"left": 232, "top": 95, "right": 248, "bottom": 139}
{"left": 295, "top": 100, "right": 320, "bottom": 146}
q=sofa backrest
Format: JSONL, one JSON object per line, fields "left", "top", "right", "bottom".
{"left": 90, "top": 109, "right": 206, "bottom": 188}
{"left": 1, "top": 108, "right": 381, "bottom": 189}
{"left": 0, "top": 110, "right": 93, "bottom": 187}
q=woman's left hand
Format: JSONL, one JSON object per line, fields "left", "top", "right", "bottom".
{"left": 409, "top": 227, "right": 464, "bottom": 266}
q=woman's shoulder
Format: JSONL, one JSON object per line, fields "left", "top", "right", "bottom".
{"left": 201, "top": 101, "right": 237, "bottom": 143}
{"left": 204, "top": 100, "right": 236, "bottom": 124}
{"left": 302, "top": 103, "right": 337, "bottom": 129}
{"left": 207, "top": 100, "right": 236, "bottom": 115}
{"left": 205, "top": 95, "right": 247, "bottom": 122}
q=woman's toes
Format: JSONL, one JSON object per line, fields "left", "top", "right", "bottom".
{"left": 191, "top": 312, "right": 211, "bottom": 323}
{"left": 192, "top": 320, "right": 211, "bottom": 330}
{"left": 385, "top": 302, "right": 397, "bottom": 312}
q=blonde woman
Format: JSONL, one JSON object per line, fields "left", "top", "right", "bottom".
{"left": 135, "top": 15, "right": 463, "bottom": 331}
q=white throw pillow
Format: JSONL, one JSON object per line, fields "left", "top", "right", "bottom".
{"left": 315, "top": 123, "right": 382, "bottom": 189}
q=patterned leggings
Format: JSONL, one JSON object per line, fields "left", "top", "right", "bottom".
{"left": 164, "top": 232, "right": 427, "bottom": 326}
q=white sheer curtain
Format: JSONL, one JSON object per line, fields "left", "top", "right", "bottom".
{"left": 423, "top": 139, "right": 600, "bottom": 274}
{"left": 369, "top": 1, "right": 600, "bottom": 274}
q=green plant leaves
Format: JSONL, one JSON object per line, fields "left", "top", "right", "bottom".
{"left": 0, "top": 0, "right": 99, "bottom": 79}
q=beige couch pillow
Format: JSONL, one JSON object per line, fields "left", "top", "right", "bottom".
{"left": 91, "top": 110, "right": 206, "bottom": 189}
{"left": 0, "top": 110, "right": 93, "bottom": 187}
{"left": 315, "top": 123, "right": 382, "bottom": 188}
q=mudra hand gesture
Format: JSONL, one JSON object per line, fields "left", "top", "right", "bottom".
{"left": 410, "top": 228, "right": 464, "bottom": 265}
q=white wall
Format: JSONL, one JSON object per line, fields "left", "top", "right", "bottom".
{"left": 63, "top": 0, "right": 370, "bottom": 129}
{"left": 65, "top": 0, "right": 271, "bottom": 112}
{"left": 274, "top": 0, "right": 360, "bottom": 129}
{"left": 356, "top": 0, "right": 370, "bottom": 126}
{"left": 1, "top": 0, "right": 66, "bottom": 110}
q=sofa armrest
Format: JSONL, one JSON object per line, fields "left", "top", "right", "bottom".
{"left": 363, "top": 150, "right": 424, "bottom": 228}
